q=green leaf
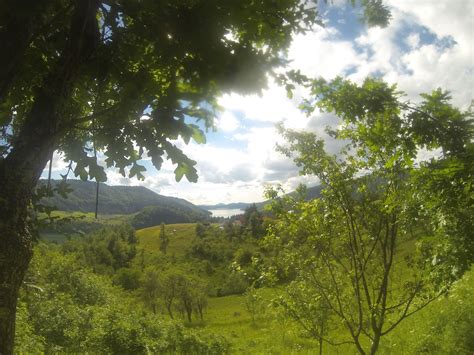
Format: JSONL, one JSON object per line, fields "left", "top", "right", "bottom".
{"left": 190, "top": 124, "right": 206, "bottom": 144}
{"left": 129, "top": 163, "right": 146, "bottom": 180}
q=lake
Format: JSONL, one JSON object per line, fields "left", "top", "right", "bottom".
{"left": 208, "top": 209, "right": 244, "bottom": 218}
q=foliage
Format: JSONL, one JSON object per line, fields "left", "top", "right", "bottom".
{"left": 131, "top": 205, "right": 208, "bottom": 229}
{"left": 16, "top": 241, "right": 227, "bottom": 354}
{"left": 141, "top": 267, "right": 161, "bottom": 315}
{"left": 17, "top": 212, "right": 474, "bottom": 354}
{"left": 113, "top": 267, "right": 142, "bottom": 291}
{"left": 265, "top": 77, "right": 473, "bottom": 354}
{"left": 195, "top": 222, "right": 207, "bottom": 238}
{"left": 1, "top": 0, "right": 327, "bottom": 184}
{"left": 243, "top": 204, "right": 265, "bottom": 239}
{"left": 1, "top": 2, "right": 391, "bottom": 350}
{"left": 244, "top": 286, "right": 267, "bottom": 325}
{"left": 411, "top": 268, "right": 474, "bottom": 354}
{"left": 191, "top": 235, "right": 234, "bottom": 264}
{"left": 62, "top": 224, "right": 137, "bottom": 274}
{"left": 159, "top": 223, "right": 169, "bottom": 254}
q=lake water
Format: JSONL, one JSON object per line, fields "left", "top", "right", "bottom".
{"left": 208, "top": 209, "right": 244, "bottom": 218}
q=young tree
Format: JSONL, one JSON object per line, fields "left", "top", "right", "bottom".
{"left": 265, "top": 78, "right": 472, "bottom": 354}
{"left": 276, "top": 280, "right": 331, "bottom": 355}
{"left": 159, "top": 223, "right": 169, "bottom": 255}
{"left": 195, "top": 222, "right": 206, "bottom": 239}
{"left": 244, "top": 285, "right": 266, "bottom": 325}
{"left": 193, "top": 284, "right": 208, "bottom": 321}
{"left": 141, "top": 268, "right": 161, "bottom": 315}
{"left": 176, "top": 277, "right": 194, "bottom": 322}
{"left": 244, "top": 204, "right": 265, "bottom": 238}
{"left": 0, "top": 1, "right": 390, "bottom": 351}
{"left": 160, "top": 271, "right": 182, "bottom": 320}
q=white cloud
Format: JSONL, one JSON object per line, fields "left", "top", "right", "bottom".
{"left": 216, "top": 111, "right": 240, "bottom": 132}
{"left": 289, "top": 27, "right": 367, "bottom": 79}
{"left": 40, "top": 151, "right": 69, "bottom": 179}
{"left": 218, "top": 79, "right": 304, "bottom": 123}
{"left": 353, "top": 3, "right": 473, "bottom": 107}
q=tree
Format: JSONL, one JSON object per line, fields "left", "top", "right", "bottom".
{"left": 159, "top": 223, "right": 169, "bottom": 255}
{"left": 176, "top": 276, "right": 195, "bottom": 322}
{"left": 0, "top": 1, "right": 390, "bottom": 351}
{"left": 141, "top": 268, "right": 161, "bottom": 315}
{"left": 244, "top": 285, "right": 266, "bottom": 325}
{"left": 265, "top": 78, "right": 472, "bottom": 354}
{"left": 193, "top": 284, "right": 208, "bottom": 321}
{"left": 160, "top": 272, "right": 180, "bottom": 319}
{"left": 244, "top": 204, "right": 265, "bottom": 238}
{"left": 195, "top": 222, "right": 206, "bottom": 239}
{"left": 276, "top": 282, "right": 330, "bottom": 355}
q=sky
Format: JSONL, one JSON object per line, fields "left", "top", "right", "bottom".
{"left": 43, "top": 0, "right": 474, "bottom": 205}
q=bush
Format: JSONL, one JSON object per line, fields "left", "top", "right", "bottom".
{"left": 17, "top": 243, "right": 229, "bottom": 354}
{"left": 113, "top": 268, "right": 142, "bottom": 290}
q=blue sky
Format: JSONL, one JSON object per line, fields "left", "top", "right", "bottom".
{"left": 44, "top": 0, "right": 474, "bottom": 205}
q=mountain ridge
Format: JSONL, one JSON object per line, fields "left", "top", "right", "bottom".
{"left": 198, "top": 202, "right": 252, "bottom": 210}
{"left": 200, "top": 184, "right": 324, "bottom": 212}
{"left": 40, "top": 179, "right": 210, "bottom": 218}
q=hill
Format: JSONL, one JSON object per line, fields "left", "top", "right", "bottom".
{"left": 40, "top": 179, "right": 210, "bottom": 218}
{"left": 198, "top": 202, "right": 251, "bottom": 210}
{"left": 200, "top": 184, "right": 324, "bottom": 212}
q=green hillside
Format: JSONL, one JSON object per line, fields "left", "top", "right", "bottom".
{"left": 133, "top": 222, "right": 474, "bottom": 354}
{"left": 40, "top": 179, "right": 210, "bottom": 217}
{"left": 136, "top": 223, "right": 197, "bottom": 258}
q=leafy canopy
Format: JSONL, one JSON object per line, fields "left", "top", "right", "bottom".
{"left": 1, "top": 0, "right": 391, "bottom": 184}
{"left": 264, "top": 77, "right": 473, "bottom": 353}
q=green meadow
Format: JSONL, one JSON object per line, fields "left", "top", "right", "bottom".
{"left": 132, "top": 223, "right": 473, "bottom": 354}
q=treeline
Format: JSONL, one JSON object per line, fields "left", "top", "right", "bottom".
{"left": 131, "top": 205, "right": 209, "bottom": 229}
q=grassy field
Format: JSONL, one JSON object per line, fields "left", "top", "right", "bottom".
{"left": 47, "top": 210, "right": 131, "bottom": 223}
{"left": 136, "top": 223, "right": 197, "bottom": 258}
{"left": 132, "top": 222, "right": 474, "bottom": 354}
{"left": 201, "top": 290, "right": 321, "bottom": 354}
{"left": 39, "top": 211, "right": 130, "bottom": 243}
{"left": 135, "top": 223, "right": 342, "bottom": 354}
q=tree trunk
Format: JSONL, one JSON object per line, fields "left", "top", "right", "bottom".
{"left": 0, "top": 1, "right": 99, "bottom": 353}
{"left": 370, "top": 332, "right": 381, "bottom": 355}
{"left": 186, "top": 308, "right": 192, "bottom": 323}
{"left": 0, "top": 188, "right": 34, "bottom": 354}
{"left": 166, "top": 303, "right": 174, "bottom": 319}
{"left": 0, "top": 123, "right": 55, "bottom": 353}
{"left": 319, "top": 318, "right": 324, "bottom": 355}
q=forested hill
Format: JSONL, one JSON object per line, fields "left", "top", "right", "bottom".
{"left": 199, "top": 184, "right": 324, "bottom": 211}
{"left": 40, "top": 179, "right": 210, "bottom": 217}
{"left": 198, "top": 202, "right": 251, "bottom": 210}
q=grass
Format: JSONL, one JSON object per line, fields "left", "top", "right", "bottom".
{"left": 121, "top": 223, "right": 474, "bottom": 354}
{"left": 201, "top": 291, "right": 320, "bottom": 354}
{"left": 136, "top": 223, "right": 197, "bottom": 258}
{"left": 39, "top": 232, "right": 73, "bottom": 244}
{"left": 135, "top": 223, "right": 326, "bottom": 353}
{"left": 39, "top": 211, "right": 130, "bottom": 243}
{"left": 47, "top": 210, "right": 131, "bottom": 223}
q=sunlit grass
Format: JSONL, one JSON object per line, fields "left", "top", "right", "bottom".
{"left": 133, "top": 222, "right": 473, "bottom": 354}
{"left": 136, "top": 223, "right": 197, "bottom": 258}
